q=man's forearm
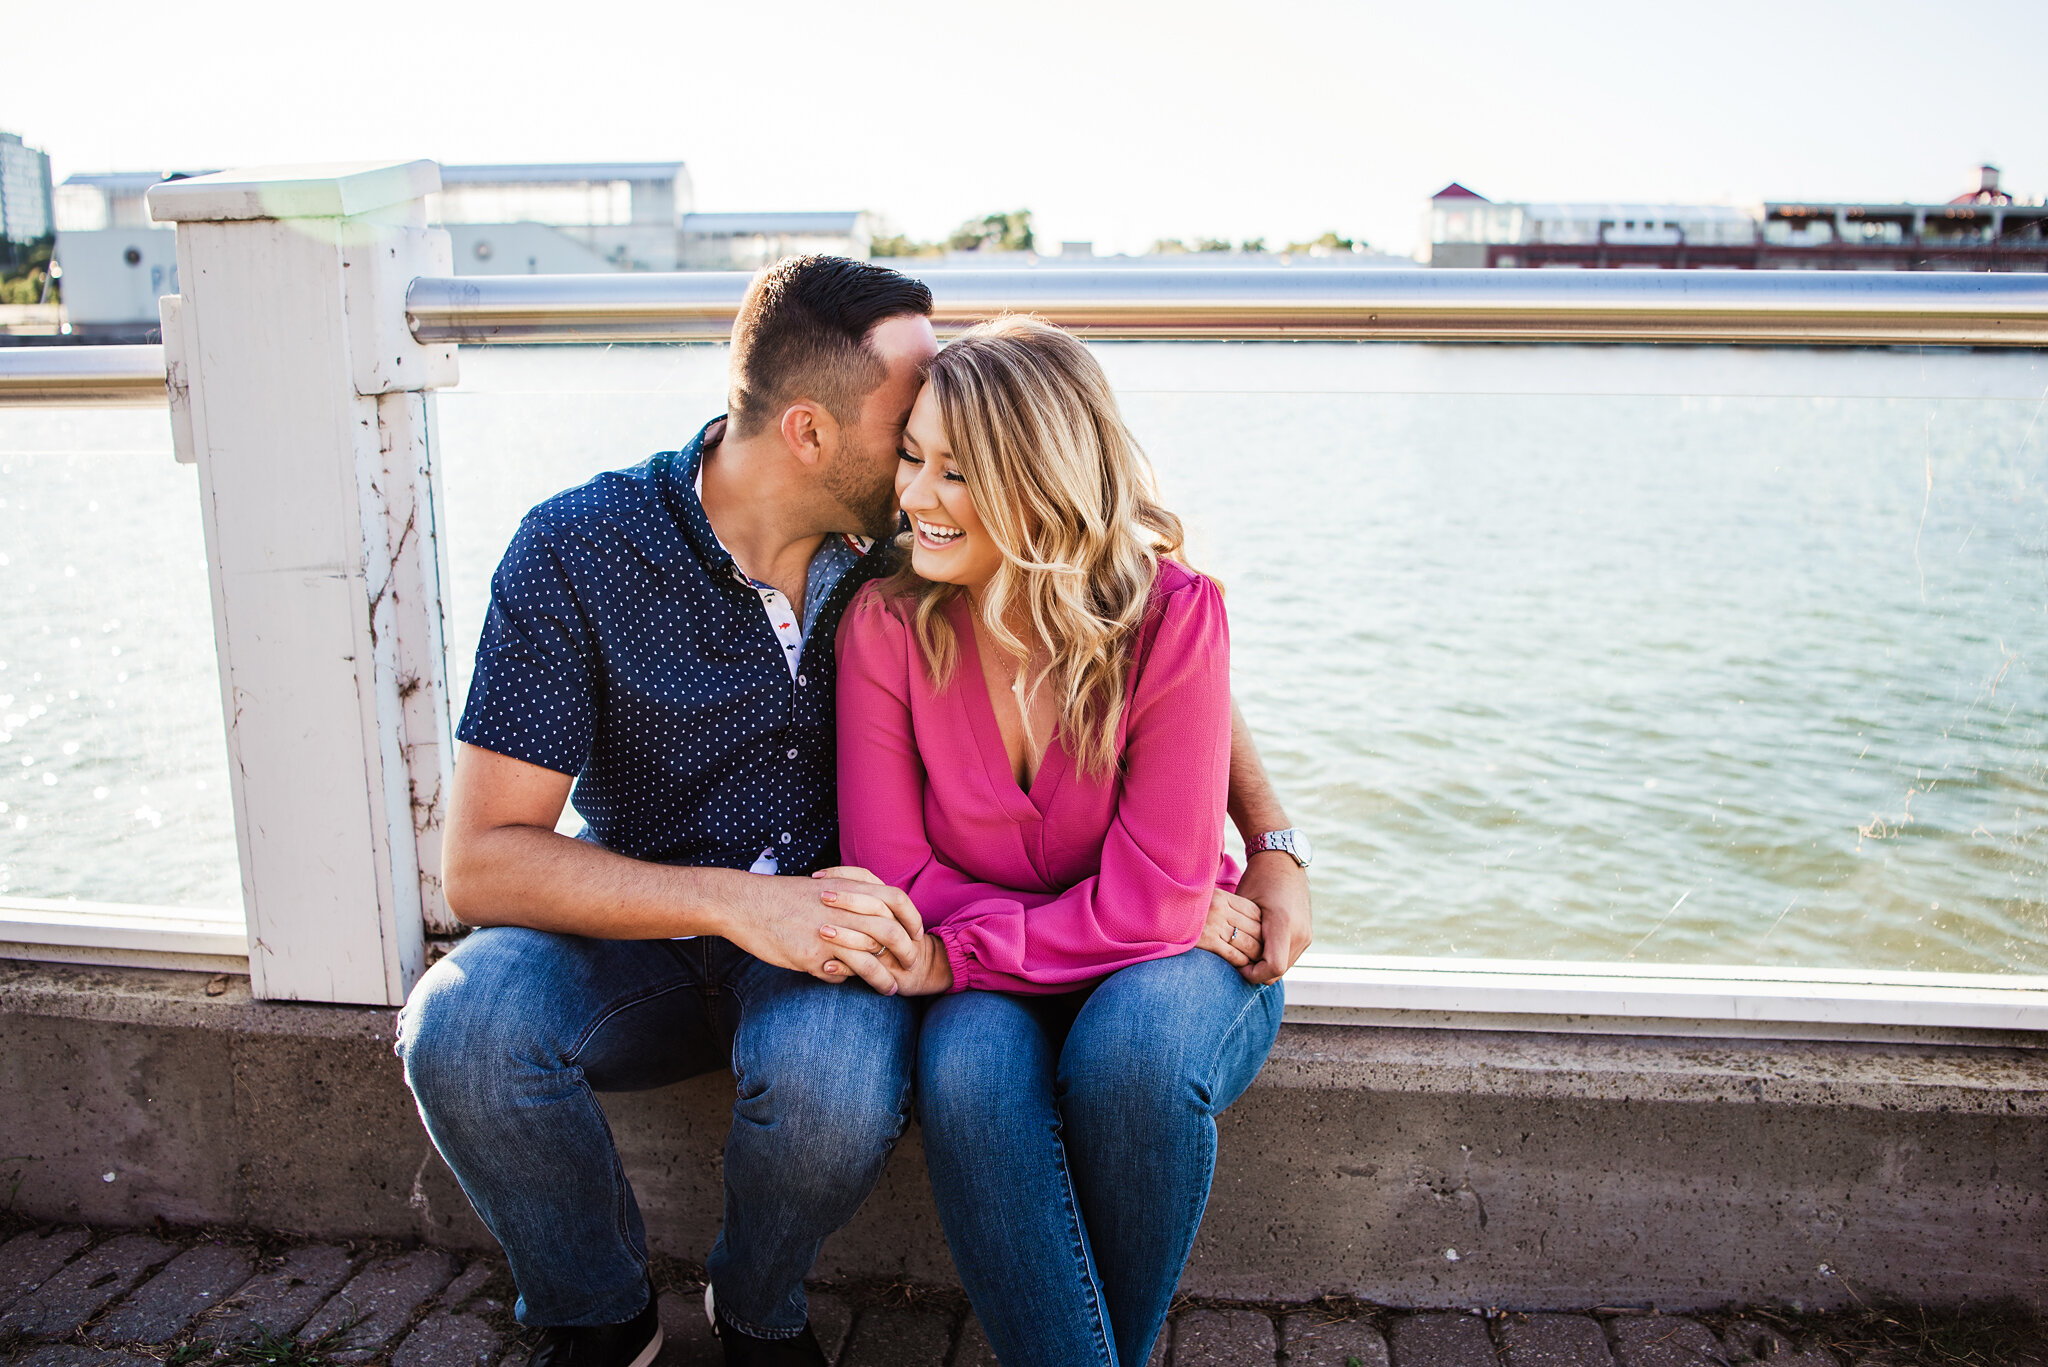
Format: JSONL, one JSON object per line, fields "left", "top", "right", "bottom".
{"left": 1226, "top": 699, "right": 1291, "bottom": 843}
{"left": 446, "top": 824, "right": 762, "bottom": 940}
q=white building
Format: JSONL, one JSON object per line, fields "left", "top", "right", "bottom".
{"left": 1424, "top": 183, "right": 1758, "bottom": 268}
{"left": 52, "top": 160, "right": 873, "bottom": 333}
{"left": 678, "top": 212, "right": 872, "bottom": 270}
{"left": 0, "top": 131, "right": 55, "bottom": 250}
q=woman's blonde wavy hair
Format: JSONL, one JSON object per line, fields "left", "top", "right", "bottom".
{"left": 883, "top": 315, "right": 1186, "bottom": 781}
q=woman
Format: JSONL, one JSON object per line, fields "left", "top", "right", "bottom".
{"left": 818, "top": 316, "right": 1283, "bottom": 1365}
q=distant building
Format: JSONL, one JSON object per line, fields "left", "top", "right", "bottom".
{"left": 53, "top": 171, "right": 185, "bottom": 334}
{"left": 435, "top": 162, "right": 691, "bottom": 272}
{"left": 0, "top": 131, "right": 56, "bottom": 260}
{"left": 50, "top": 159, "right": 872, "bottom": 336}
{"left": 1423, "top": 169, "right": 2047, "bottom": 270}
{"left": 677, "top": 212, "right": 872, "bottom": 270}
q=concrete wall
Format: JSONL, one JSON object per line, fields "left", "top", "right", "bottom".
{"left": 4, "top": 959, "right": 2044, "bottom": 1310}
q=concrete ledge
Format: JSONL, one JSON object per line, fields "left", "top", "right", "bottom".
{"left": 4, "top": 960, "right": 2045, "bottom": 1310}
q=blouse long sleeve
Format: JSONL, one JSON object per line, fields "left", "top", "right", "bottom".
{"left": 835, "top": 572, "right": 1233, "bottom": 994}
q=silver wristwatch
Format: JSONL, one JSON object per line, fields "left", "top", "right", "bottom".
{"left": 1248, "top": 827, "right": 1313, "bottom": 869}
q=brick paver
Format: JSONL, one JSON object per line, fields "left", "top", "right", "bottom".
{"left": 437, "top": 1261, "right": 499, "bottom": 1311}
{"left": 1282, "top": 1311, "right": 1392, "bottom": 1367}
{"left": 7, "top": 1347, "right": 157, "bottom": 1367}
{"left": 297, "top": 1249, "right": 459, "bottom": 1360}
{"left": 0, "top": 1229, "right": 91, "bottom": 1315}
{"left": 0, "top": 1235, "right": 175, "bottom": 1338}
{"left": 1389, "top": 1313, "right": 1496, "bottom": 1367}
{"left": 206, "top": 1244, "right": 357, "bottom": 1343}
{"left": 89, "top": 1244, "right": 253, "bottom": 1345}
{"left": 1500, "top": 1313, "right": 1617, "bottom": 1367}
{"left": 839, "top": 1307, "right": 954, "bottom": 1367}
{"left": 390, "top": 1307, "right": 506, "bottom": 1367}
{"left": 1174, "top": 1307, "right": 1278, "bottom": 1365}
{"left": 1721, "top": 1322, "right": 1838, "bottom": 1367}
{"left": 1610, "top": 1317, "right": 1728, "bottom": 1367}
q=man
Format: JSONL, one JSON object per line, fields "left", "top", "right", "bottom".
{"left": 396, "top": 256, "right": 1312, "bottom": 1367}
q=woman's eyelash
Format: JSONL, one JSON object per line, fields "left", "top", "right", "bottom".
{"left": 901, "top": 449, "right": 966, "bottom": 483}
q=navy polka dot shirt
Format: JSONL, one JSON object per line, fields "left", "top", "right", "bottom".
{"left": 457, "top": 417, "right": 892, "bottom": 874}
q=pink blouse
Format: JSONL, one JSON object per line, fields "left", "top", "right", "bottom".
{"left": 834, "top": 560, "right": 1237, "bottom": 994}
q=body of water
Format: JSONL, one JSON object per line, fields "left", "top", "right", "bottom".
{"left": 3, "top": 342, "right": 2044, "bottom": 974}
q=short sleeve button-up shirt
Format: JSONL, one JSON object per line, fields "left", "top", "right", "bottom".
{"left": 456, "top": 417, "right": 891, "bottom": 873}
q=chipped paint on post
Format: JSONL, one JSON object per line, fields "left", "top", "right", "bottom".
{"left": 146, "top": 163, "right": 460, "bottom": 1004}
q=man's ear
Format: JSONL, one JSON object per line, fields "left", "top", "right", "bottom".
{"left": 777, "top": 401, "right": 839, "bottom": 469}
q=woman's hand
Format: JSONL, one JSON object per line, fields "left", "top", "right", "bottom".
{"left": 810, "top": 867, "right": 952, "bottom": 995}
{"left": 1197, "top": 888, "right": 1264, "bottom": 973}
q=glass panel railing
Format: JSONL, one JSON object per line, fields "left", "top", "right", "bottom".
{"left": 435, "top": 342, "right": 2047, "bottom": 976}
{"left": 0, "top": 407, "right": 239, "bottom": 911}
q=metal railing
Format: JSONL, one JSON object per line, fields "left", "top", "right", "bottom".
{"left": 0, "top": 344, "right": 169, "bottom": 405}
{"left": 5, "top": 269, "right": 2048, "bottom": 407}
{"left": 404, "top": 267, "right": 2048, "bottom": 346}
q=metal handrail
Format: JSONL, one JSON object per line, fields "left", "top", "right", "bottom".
{"left": 6, "top": 269, "right": 2048, "bottom": 409}
{"left": 0, "top": 344, "right": 169, "bottom": 406}
{"left": 405, "top": 267, "right": 2048, "bottom": 346}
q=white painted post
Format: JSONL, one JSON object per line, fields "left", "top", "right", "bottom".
{"left": 148, "top": 162, "right": 459, "bottom": 1005}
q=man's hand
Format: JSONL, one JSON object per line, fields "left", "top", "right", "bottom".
{"left": 810, "top": 866, "right": 952, "bottom": 996}
{"left": 1234, "top": 851, "right": 1312, "bottom": 984}
{"left": 708, "top": 869, "right": 917, "bottom": 995}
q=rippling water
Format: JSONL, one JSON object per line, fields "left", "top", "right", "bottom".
{"left": 4, "top": 343, "right": 2044, "bottom": 973}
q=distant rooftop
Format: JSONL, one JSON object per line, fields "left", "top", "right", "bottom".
{"left": 439, "top": 162, "right": 684, "bottom": 184}
{"left": 681, "top": 211, "right": 865, "bottom": 234}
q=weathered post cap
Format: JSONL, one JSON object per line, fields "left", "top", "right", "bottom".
{"left": 147, "top": 160, "right": 441, "bottom": 223}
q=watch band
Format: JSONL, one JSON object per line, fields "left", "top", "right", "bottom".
{"left": 1248, "top": 827, "right": 1312, "bottom": 868}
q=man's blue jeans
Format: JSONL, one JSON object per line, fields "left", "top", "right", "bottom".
{"left": 916, "top": 949, "right": 1283, "bottom": 1367}
{"left": 395, "top": 927, "right": 916, "bottom": 1339}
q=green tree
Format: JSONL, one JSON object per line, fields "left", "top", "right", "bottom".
{"left": 0, "top": 237, "right": 56, "bottom": 305}
{"left": 869, "top": 230, "right": 942, "bottom": 259}
{"left": 947, "top": 209, "right": 1035, "bottom": 253}
{"left": 1195, "top": 237, "right": 1233, "bottom": 253}
{"left": 1150, "top": 237, "right": 1190, "bottom": 254}
{"left": 1285, "top": 230, "right": 1365, "bottom": 255}
{"left": 1239, "top": 236, "right": 1268, "bottom": 254}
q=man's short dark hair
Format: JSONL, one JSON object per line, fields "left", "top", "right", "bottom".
{"left": 728, "top": 255, "right": 934, "bottom": 438}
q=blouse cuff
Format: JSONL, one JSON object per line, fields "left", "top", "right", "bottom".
{"left": 932, "top": 925, "right": 976, "bottom": 994}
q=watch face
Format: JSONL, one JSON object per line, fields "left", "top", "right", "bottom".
{"left": 1290, "top": 829, "right": 1313, "bottom": 867}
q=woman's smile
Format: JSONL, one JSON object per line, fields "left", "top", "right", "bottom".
{"left": 896, "top": 382, "right": 1005, "bottom": 590}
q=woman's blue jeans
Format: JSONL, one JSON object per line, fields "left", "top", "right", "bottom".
{"left": 916, "top": 948, "right": 1283, "bottom": 1367}
{"left": 394, "top": 927, "right": 916, "bottom": 1339}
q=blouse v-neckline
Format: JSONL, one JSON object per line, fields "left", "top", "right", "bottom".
{"left": 948, "top": 594, "right": 1068, "bottom": 821}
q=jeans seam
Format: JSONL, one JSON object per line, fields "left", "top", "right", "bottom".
{"left": 1049, "top": 1118, "right": 1117, "bottom": 1366}
{"left": 709, "top": 972, "right": 803, "bottom": 1343}
{"left": 560, "top": 963, "right": 702, "bottom": 1068}
{"left": 1197, "top": 980, "right": 1279, "bottom": 1112}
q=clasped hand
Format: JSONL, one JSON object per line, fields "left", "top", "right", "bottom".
{"left": 808, "top": 866, "right": 954, "bottom": 996}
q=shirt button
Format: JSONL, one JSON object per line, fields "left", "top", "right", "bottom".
{"left": 797, "top": 674, "right": 807, "bottom": 686}
{"left": 787, "top": 748, "right": 798, "bottom": 759}
{"left": 780, "top": 832, "right": 792, "bottom": 844}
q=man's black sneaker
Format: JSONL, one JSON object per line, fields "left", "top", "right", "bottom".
{"left": 526, "top": 1295, "right": 662, "bottom": 1367}
{"left": 705, "top": 1285, "right": 827, "bottom": 1366}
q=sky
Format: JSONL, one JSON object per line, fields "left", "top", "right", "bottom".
{"left": 6, "top": 0, "right": 2043, "bottom": 258}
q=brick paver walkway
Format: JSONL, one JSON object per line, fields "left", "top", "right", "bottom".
{"left": 0, "top": 1222, "right": 2005, "bottom": 1367}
